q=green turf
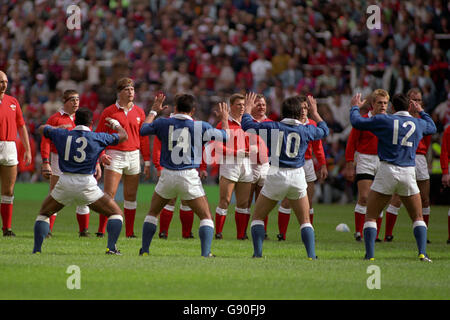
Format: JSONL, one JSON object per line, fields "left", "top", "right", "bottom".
{"left": 0, "top": 182, "right": 449, "bottom": 300}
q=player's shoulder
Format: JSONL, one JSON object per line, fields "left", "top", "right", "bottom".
{"left": 306, "top": 118, "right": 317, "bottom": 126}
{"left": 101, "top": 104, "right": 118, "bottom": 114}
{"left": 2, "top": 94, "right": 20, "bottom": 107}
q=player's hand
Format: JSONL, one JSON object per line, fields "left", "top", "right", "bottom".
{"left": 199, "top": 169, "right": 208, "bottom": 180}
{"left": 343, "top": 161, "right": 355, "bottom": 182}
{"left": 94, "top": 163, "right": 102, "bottom": 181}
{"left": 307, "top": 95, "right": 318, "bottom": 113}
{"left": 215, "top": 102, "right": 229, "bottom": 123}
{"left": 318, "top": 164, "right": 328, "bottom": 182}
{"left": 143, "top": 164, "right": 151, "bottom": 180}
{"left": 24, "top": 150, "right": 32, "bottom": 166}
{"left": 105, "top": 117, "right": 122, "bottom": 131}
{"left": 244, "top": 92, "right": 257, "bottom": 114}
{"left": 151, "top": 93, "right": 167, "bottom": 114}
{"left": 409, "top": 99, "right": 424, "bottom": 114}
{"left": 351, "top": 93, "right": 366, "bottom": 109}
{"left": 41, "top": 163, "right": 52, "bottom": 179}
{"left": 442, "top": 173, "right": 450, "bottom": 188}
{"left": 100, "top": 154, "right": 112, "bottom": 166}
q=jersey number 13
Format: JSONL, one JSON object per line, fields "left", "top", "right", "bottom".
{"left": 64, "top": 136, "right": 88, "bottom": 163}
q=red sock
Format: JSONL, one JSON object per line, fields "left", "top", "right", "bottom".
{"left": 422, "top": 207, "right": 430, "bottom": 226}
{"left": 263, "top": 215, "right": 268, "bottom": 233}
{"left": 384, "top": 205, "right": 399, "bottom": 238}
{"left": 376, "top": 216, "right": 383, "bottom": 239}
{"left": 159, "top": 205, "right": 174, "bottom": 235}
{"left": 235, "top": 207, "right": 250, "bottom": 239}
{"left": 180, "top": 205, "right": 194, "bottom": 238}
{"left": 215, "top": 207, "right": 227, "bottom": 234}
{"left": 76, "top": 213, "right": 90, "bottom": 232}
{"left": 309, "top": 208, "right": 314, "bottom": 225}
{"left": 124, "top": 209, "right": 136, "bottom": 237}
{"left": 355, "top": 212, "right": 365, "bottom": 235}
{"left": 49, "top": 214, "right": 56, "bottom": 231}
{"left": 98, "top": 214, "right": 108, "bottom": 234}
{"left": 278, "top": 206, "right": 291, "bottom": 240}
{"left": 0, "top": 203, "right": 13, "bottom": 230}
{"left": 76, "top": 206, "right": 90, "bottom": 232}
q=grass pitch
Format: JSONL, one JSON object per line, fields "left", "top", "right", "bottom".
{"left": 0, "top": 182, "right": 449, "bottom": 300}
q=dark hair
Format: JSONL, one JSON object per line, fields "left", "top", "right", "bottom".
{"left": 281, "top": 95, "right": 306, "bottom": 119}
{"left": 391, "top": 93, "right": 409, "bottom": 112}
{"left": 175, "top": 93, "right": 196, "bottom": 113}
{"left": 63, "top": 89, "right": 78, "bottom": 102}
{"left": 75, "top": 108, "right": 93, "bottom": 126}
{"left": 116, "top": 77, "right": 134, "bottom": 92}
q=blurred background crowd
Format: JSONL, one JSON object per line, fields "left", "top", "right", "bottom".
{"left": 1, "top": 0, "right": 449, "bottom": 203}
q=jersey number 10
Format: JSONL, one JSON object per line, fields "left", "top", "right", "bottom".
{"left": 392, "top": 120, "right": 415, "bottom": 147}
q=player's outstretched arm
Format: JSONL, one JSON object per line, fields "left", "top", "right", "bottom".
{"left": 144, "top": 93, "right": 167, "bottom": 124}
{"left": 105, "top": 117, "right": 128, "bottom": 143}
{"left": 216, "top": 102, "right": 229, "bottom": 130}
{"left": 307, "top": 95, "right": 324, "bottom": 123}
{"left": 244, "top": 92, "right": 257, "bottom": 114}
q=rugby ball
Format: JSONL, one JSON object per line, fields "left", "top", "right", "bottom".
{"left": 336, "top": 223, "right": 350, "bottom": 232}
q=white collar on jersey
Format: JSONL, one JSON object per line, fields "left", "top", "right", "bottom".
{"left": 171, "top": 113, "right": 193, "bottom": 121}
{"left": 280, "top": 118, "right": 302, "bottom": 126}
{"left": 115, "top": 101, "right": 134, "bottom": 112}
{"left": 299, "top": 117, "right": 309, "bottom": 125}
{"left": 368, "top": 111, "right": 373, "bottom": 118}
{"left": 393, "top": 111, "right": 412, "bottom": 117}
{"left": 229, "top": 115, "right": 242, "bottom": 125}
{"left": 59, "top": 109, "right": 75, "bottom": 120}
{"left": 73, "top": 125, "right": 91, "bottom": 131}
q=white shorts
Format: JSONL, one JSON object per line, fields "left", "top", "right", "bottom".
{"left": 104, "top": 149, "right": 141, "bottom": 175}
{"left": 371, "top": 162, "right": 420, "bottom": 197}
{"left": 51, "top": 173, "right": 104, "bottom": 206}
{"left": 355, "top": 153, "right": 379, "bottom": 176}
{"left": 260, "top": 167, "right": 307, "bottom": 201}
{"left": 252, "top": 162, "right": 270, "bottom": 186}
{"left": 303, "top": 159, "right": 317, "bottom": 183}
{"left": 155, "top": 168, "right": 205, "bottom": 201}
{"left": 220, "top": 157, "right": 253, "bottom": 183}
{"left": 0, "top": 141, "right": 18, "bottom": 166}
{"left": 415, "top": 154, "right": 430, "bottom": 181}
{"left": 50, "top": 152, "right": 62, "bottom": 176}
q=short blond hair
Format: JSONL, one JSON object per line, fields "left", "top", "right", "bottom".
{"left": 229, "top": 93, "right": 245, "bottom": 106}
{"left": 116, "top": 77, "right": 134, "bottom": 92}
{"left": 370, "top": 89, "right": 389, "bottom": 105}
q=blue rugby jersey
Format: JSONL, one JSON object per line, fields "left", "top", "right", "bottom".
{"left": 350, "top": 106, "right": 436, "bottom": 166}
{"left": 44, "top": 125, "right": 119, "bottom": 174}
{"left": 241, "top": 113, "right": 329, "bottom": 168}
{"left": 140, "top": 114, "right": 228, "bottom": 170}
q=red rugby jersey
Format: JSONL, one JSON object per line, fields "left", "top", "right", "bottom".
{"left": 40, "top": 110, "right": 76, "bottom": 160}
{"left": 416, "top": 135, "right": 432, "bottom": 155}
{"left": 216, "top": 117, "right": 249, "bottom": 158}
{"left": 96, "top": 103, "right": 150, "bottom": 161}
{"left": 0, "top": 94, "right": 25, "bottom": 141}
{"left": 441, "top": 125, "right": 450, "bottom": 174}
{"left": 304, "top": 118, "right": 326, "bottom": 166}
{"left": 345, "top": 113, "right": 378, "bottom": 162}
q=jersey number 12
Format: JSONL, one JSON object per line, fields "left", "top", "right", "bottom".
{"left": 392, "top": 120, "right": 415, "bottom": 147}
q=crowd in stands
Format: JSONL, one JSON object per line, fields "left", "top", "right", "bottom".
{"left": 2, "top": 0, "right": 449, "bottom": 203}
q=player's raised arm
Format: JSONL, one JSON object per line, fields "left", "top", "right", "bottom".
{"left": 307, "top": 95, "right": 329, "bottom": 139}
{"left": 410, "top": 99, "right": 437, "bottom": 136}
{"left": 216, "top": 102, "right": 229, "bottom": 130}
{"left": 244, "top": 92, "right": 257, "bottom": 115}
{"left": 144, "top": 93, "right": 167, "bottom": 124}
{"left": 105, "top": 117, "right": 128, "bottom": 143}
